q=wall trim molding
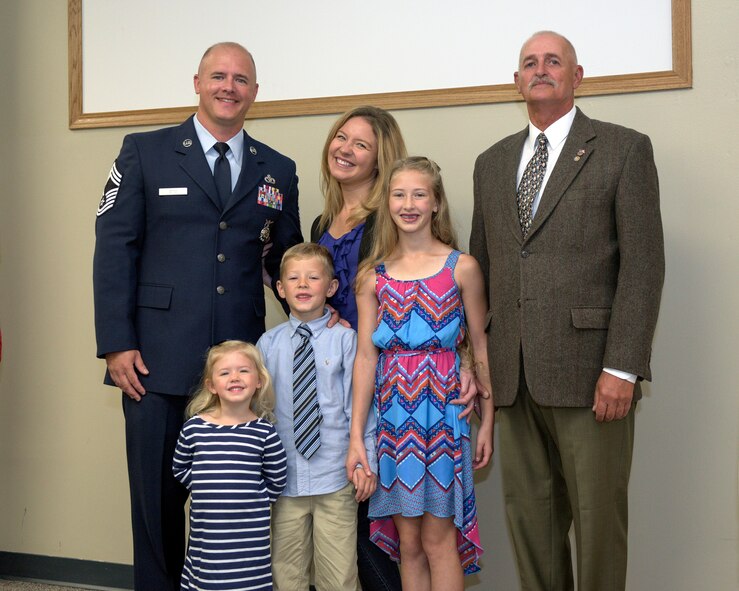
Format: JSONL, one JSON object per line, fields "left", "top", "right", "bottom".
{"left": 0, "top": 552, "right": 133, "bottom": 590}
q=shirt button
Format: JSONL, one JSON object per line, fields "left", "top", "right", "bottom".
{"left": 217, "top": 253, "right": 226, "bottom": 263}
{"left": 216, "top": 286, "right": 225, "bottom": 295}
{"left": 521, "top": 250, "right": 529, "bottom": 258}
{"left": 219, "top": 221, "right": 228, "bottom": 230}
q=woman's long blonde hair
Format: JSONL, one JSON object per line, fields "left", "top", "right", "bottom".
{"left": 186, "top": 341, "right": 275, "bottom": 422}
{"left": 317, "top": 106, "right": 407, "bottom": 233}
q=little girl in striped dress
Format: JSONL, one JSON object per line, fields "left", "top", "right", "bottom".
{"left": 173, "top": 340, "right": 286, "bottom": 591}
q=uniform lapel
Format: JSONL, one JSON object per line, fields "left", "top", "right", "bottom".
{"left": 525, "top": 108, "right": 595, "bottom": 241}
{"left": 174, "top": 117, "right": 221, "bottom": 211}
{"left": 227, "top": 131, "right": 263, "bottom": 212}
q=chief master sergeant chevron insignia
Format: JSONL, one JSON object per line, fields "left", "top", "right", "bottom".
{"left": 97, "top": 161, "right": 122, "bottom": 217}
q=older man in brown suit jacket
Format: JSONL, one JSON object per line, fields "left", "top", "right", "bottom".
{"left": 470, "top": 31, "right": 664, "bottom": 590}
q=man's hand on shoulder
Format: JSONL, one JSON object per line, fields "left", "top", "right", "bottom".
{"left": 592, "top": 371, "right": 634, "bottom": 422}
{"left": 106, "top": 350, "right": 149, "bottom": 401}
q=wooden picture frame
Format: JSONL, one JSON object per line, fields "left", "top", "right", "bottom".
{"left": 68, "top": 0, "right": 691, "bottom": 130}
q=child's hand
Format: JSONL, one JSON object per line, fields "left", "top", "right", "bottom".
{"left": 345, "top": 440, "right": 372, "bottom": 481}
{"left": 352, "top": 466, "right": 377, "bottom": 502}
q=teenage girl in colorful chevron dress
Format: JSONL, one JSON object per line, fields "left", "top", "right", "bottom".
{"left": 347, "top": 156, "right": 495, "bottom": 590}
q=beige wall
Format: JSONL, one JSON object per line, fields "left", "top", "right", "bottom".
{"left": 0, "top": 1, "right": 737, "bottom": 589}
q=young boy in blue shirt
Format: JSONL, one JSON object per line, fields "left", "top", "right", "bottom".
{"left": 257, "top": 242, "right": 377, "bottom": 591}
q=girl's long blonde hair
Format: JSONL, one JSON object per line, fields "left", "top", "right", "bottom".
{"left": 358, "top": 156, "right": 459, "bottom": 281}
{"left": 359, "top": 157, "right": 474, "bottom": 367}
{"left": 317, "top": 106, "right": 408, "bottom": 233}
{"left": 186, "top": 341, "right": 275, "bottom": 423}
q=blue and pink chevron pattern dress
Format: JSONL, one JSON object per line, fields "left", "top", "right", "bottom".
{"left": 368, "top": 250, "right": 483, "bottom": 574}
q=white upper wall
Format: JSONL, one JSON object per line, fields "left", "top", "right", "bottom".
{"left": 82, "top": 0, "right": 672, "bottom": 111}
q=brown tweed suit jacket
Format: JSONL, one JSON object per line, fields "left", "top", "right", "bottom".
{"left": 470, "top": 108, "right": 664, "bottom": 408}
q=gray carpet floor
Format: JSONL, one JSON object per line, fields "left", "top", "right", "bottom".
{"left": 0, "top": 583, "right": 84, "bottom": 590}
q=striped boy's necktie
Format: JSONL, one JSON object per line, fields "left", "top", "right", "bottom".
{"left": 293, "top": 323, "right": 321, "bottom": 459}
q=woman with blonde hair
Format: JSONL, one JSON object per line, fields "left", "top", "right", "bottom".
{"left": 311, "top": 105, "right": 407, "bottom": 590}
{"left": 311, "top": 106, "right": 408, "bottom": 330}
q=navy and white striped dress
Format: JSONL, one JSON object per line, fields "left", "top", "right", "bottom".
{"left": 173, "top": 416, "right": 287, "bottom": 590}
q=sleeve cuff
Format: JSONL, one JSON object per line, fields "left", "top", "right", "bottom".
{"left": 603, "top": 367, "right": 637, "bottom": 383}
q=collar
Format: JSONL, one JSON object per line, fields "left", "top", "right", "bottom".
{"left": 193, "top": 115, "right": 244, "bottom": 163}
{"left": 288, "top": 308, "right": 332, "bottom": 338}
{"left": 527, "top": 105, "right": 577, "bottom": 151}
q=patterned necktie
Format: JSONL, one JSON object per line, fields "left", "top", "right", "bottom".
{"left": 517, "top": 133, "right": 548, "bottom": 237}
{"left": 293, "top": 324, "right": 321, "bottom": 459}
{"left": 214, "top": 142, "right": 231, "bottom": 210}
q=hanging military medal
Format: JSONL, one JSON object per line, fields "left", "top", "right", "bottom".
{"left": 260, "top": 219, "right": 274, "bottom": 243}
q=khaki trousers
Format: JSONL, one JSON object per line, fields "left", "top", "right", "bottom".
{"left": 272, "top": 483, "right": 358, "bottom": 591}
{"left": 499, "top": 376, "right": 634, "bottom": 591}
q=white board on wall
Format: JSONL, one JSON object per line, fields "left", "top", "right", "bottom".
{"left": 69, "top": 0, "right": 691, "bottom": 128}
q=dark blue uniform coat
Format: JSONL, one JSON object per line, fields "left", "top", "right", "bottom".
{"left": 92, "top": 116, "right": 301, "bottom": 590}
{"left": 94, "top": 115, "right": 302, "bottom": 396}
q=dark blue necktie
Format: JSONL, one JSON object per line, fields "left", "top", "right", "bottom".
{"left": 214, "top": 142, "right": 231, "bottom": 210}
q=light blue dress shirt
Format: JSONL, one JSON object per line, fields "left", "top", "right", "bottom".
{"left": 257, "top": 309, "right": 377, "bottom": 497}
{"left": 193, "top": 114, "right": 243, "bottom": 191}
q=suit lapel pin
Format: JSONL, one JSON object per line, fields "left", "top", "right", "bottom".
{"left": 250, "top": 146, "right": 257, "bottom": 155}
{"left": 574, "top": 148, "right": 585, "bottom": 162}
{"left": 259, "top": 219, "right": 274, "bottom": 243}
{"left": 264, "top": 174, "right": 276, "bottom": 185}
{"left": 183, "top": 139, "right": 193, "bottom": 148}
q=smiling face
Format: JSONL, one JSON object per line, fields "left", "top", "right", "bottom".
{"left": 327, "top": 117, "right": 379, "bottom": 190}
{"left": 388, "top": 169, "right": 438, "bottom": 236}
{"left": 277, "top": 256, "right": 338, "bottom": 322}
{"left": 514, "top": 32, "right": 583, "bottom": 120}
{"left": 194, "top": 44, "right": 259, "bottom": 139}
{"left": 207, "top": 351, "right": 261, "bottom": 409}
